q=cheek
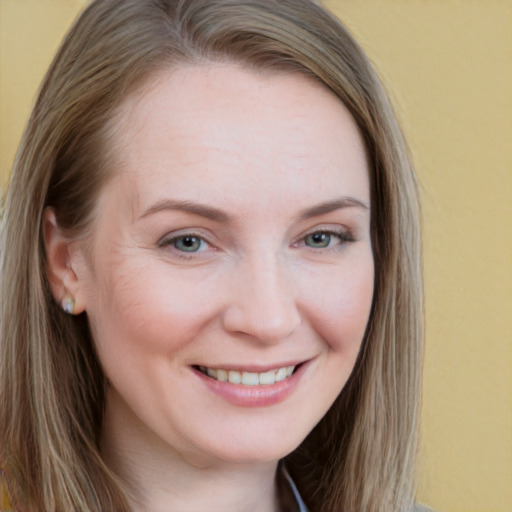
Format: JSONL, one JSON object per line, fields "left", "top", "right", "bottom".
{"left": 86, "top": 258, "right": 219, "bottom": 366}
{"left": 302, "top": 254, "right": 374, "bottom": 354}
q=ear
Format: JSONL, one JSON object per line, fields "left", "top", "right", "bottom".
{"left": 43, "top": 208, "right": 86, "bottom": 315}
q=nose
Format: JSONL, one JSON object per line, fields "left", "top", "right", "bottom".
{"left": 221, "top": 254, "right": 301, "bottom": 344}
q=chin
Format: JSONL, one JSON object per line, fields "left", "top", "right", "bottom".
{"left": 189, "top": 425, "right": 308, "bottom": 466}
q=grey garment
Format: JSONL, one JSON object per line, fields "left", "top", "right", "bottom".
{"left": 283, "top": 466, "right": 433, "bottom": 512}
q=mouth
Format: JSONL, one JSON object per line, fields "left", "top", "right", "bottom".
{"left": 193, "top": 364, "right": 301, "bottom": 386}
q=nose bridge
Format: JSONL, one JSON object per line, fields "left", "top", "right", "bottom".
{"left": 222, "top": 250, "right": 301, "bottom": 343}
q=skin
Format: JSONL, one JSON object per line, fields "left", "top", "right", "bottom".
{"left": 45, "top": 64, "right": 374, "bottom": 512}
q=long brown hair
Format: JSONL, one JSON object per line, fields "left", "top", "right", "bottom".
{"left": 0, "top": 1, "right": 423, "bottom": 510}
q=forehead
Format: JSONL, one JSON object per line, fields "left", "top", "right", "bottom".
{"left": 103, "top": 63, "right": 369, "bottom": 215}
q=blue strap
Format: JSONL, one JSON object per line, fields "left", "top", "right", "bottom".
{"left": 281, "top": 466, "right": 309, "bottom": 512}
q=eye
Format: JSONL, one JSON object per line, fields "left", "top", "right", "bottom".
{"left": 304, "top": 232, "right": 334, "bottom": 248}
{"left": 174, "top": 235, "right": 205, "bottom": 252}
{"left": 161, "top": 234, "right": 209, "bottom": 253}
{"left": 300, "top": 229, "right": 354, "bottom": 249}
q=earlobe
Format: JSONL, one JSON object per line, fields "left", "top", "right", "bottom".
{"left": 43, "top": 208, "right": 86, "bottom": 314}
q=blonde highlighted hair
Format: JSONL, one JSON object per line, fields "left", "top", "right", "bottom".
{"left": 0, "top": 1, "right": 423, "bottom": 510}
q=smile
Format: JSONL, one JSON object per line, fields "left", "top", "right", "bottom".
{"left": 196, "top": 365, "right": 296, "bottom": 386}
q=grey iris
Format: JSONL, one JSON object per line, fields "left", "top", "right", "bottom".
{"left": 305, "top": 232, "right": 331, "bottom": 248}
{"left": 175, "top": 236, "right": 202, "bottom": 252}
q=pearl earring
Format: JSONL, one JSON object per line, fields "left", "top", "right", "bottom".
{"left": 61, "top": 296, "right": 75, "bottom": 315}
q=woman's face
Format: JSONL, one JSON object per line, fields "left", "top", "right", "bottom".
{"left": 75, "top": 64, "right": 374, "bottom": 465}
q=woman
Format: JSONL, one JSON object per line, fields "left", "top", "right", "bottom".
{"left": 0, "top": 0, "right": 423, "bottom": 511}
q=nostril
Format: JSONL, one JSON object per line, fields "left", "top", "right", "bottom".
{"left": 221, "top": 302, "right": 301, "bottom": 344}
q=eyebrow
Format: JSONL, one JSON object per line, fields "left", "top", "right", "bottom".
{"left": 139, "top": 199, "right": 230, "bottom": 222}
{"left": 139, "top": 196, "right": 369, "bottom": 223}
{"left": 296, "top": 197, "right": 369, "bottom": 221}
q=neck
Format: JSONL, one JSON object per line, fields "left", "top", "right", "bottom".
{"left": 100, "top": 391, "right": 280, "bottom": 512}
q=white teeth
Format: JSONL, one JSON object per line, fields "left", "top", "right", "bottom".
{"left": 199, "top": 365, "right": 297, "bottom": 385}
{"left": 228, "top": 370, "right": 242, "bottom": 384}
{"left": 258, "top": 370, "right": 276, "bottom": 385}
{"left": 275, "top": 367, "right": 287, "bottom": 382}
{"left": 241, "top": 372, "right": 259, "bottom": 386}
{"left": 217, "top": 368, "right": 228, "bottom": 382}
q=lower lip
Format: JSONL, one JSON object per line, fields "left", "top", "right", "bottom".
{"left": 192, "top": 363, "right": 307, "bottom": 407}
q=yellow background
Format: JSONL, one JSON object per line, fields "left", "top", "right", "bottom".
{"left": 1, "top": 1, "right": 511, "bottom": 511}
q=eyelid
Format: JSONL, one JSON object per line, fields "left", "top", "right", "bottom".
{"left": 159, "top": 230, "right": 206, "bottom": 245}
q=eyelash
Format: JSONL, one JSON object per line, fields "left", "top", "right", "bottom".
{"left": 158, "top": 227, "right": 355, "bottom": 258}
